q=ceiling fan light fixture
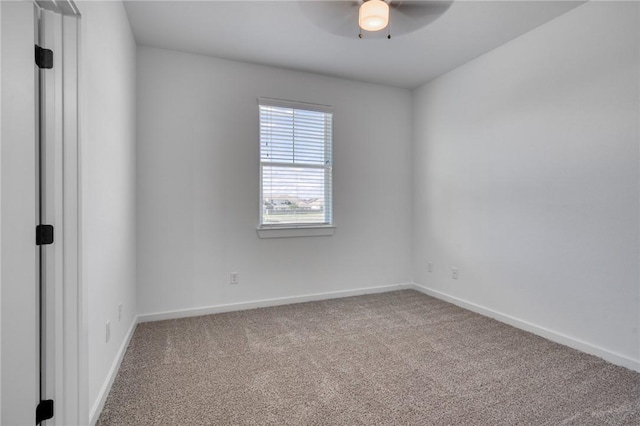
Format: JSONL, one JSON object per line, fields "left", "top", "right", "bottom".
{"left": 359, "top": 0, "right": 389, "bottom": 32}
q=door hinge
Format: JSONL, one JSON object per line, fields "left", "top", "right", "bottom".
{"left": 36, "top": 399, "right": 54, "bottom": 424}
{"left": 35, "top": 45, "right": 53, "bottom": 69}
{"left": 36, "top": 225, "right": 54, "bottom": 245}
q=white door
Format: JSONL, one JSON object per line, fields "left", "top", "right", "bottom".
{"left": 1, "top": 1, "right": 40, "bottom": 424}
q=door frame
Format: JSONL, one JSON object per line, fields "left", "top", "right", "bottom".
{"left": 36, "top": 2, "right": 83, "bottom": 425}
{"left": 61, "top": 9, "right": 87, "bottom": 425}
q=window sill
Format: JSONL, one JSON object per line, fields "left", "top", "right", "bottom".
{"left": 257, "top": 226, "right": 335, "bottom": 239}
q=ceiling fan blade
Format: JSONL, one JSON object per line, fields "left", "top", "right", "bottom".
{"left": 389, "top": 1, "right": 453, "bottom": 35}
{"left": 297, "top": 1, "right": 361, "bottom": 38}
{"left": 390, "top": 0, "right": 453, "bottom": 16}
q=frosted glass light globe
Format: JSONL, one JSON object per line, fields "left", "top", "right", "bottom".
{"left": 359, "top": 0, "right": 389, "bottom": 32}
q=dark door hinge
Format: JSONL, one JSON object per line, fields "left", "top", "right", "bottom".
{"left": 35, "top": 45, "right": 53, "bottom": 69}
{"left": 36, "top": 399, "right": 54, "bottom": 424}
{"left": 36, "top": 225, "right": 54, "bottom": 245}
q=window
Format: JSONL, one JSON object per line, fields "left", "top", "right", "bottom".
{"left": 259, "top": 98, "right": 333, "bottom": 229}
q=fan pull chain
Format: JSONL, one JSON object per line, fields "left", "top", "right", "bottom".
{"left": 387, "top": 4, "right": 391, "bottom": 39}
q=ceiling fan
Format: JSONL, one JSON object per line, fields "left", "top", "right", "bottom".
{"left": 297, "top": 0, "right": 454, "bottom": 39}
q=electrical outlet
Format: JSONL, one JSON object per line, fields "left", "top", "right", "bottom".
{"left": 106, "top": 321, "right": 111, "bottom": 343}
{"left": 118, "top": 303, "right": 123, "bottom": 322}
{"left": 428, "top": 262, "right": 433, "bottom": 273}
{"left": 230, "top": 272, "right": 239, "bottom": 285}
{"left": 451, "top": 267, "right": 459, "bottom": 280}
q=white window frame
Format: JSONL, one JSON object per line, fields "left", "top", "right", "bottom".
{"left": 257, "top": 97, "right": 335, "bottom": 238}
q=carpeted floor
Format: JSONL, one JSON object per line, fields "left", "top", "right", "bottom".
{"left": 97, "top": 290, "right": 639, "bottom": 425}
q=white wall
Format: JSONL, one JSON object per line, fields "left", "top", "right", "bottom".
{"left": 412, "top": 1, "right": 639, "bottom": 368}
{"left": 136, "top": 47, "right": 413, "bottom": 316}
{"left": 77, "top": 0, "right": 137, "bottom": 419}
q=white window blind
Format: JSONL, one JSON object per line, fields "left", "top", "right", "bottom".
{"left": 259, "top": 98, "right": 333, "bottom": 228}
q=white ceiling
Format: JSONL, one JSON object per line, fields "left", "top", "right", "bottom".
{"left": 123, "top": 0, "right": 583, "bottom": 89}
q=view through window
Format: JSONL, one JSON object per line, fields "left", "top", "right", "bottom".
{"left": 259, "top": 98, "right": 333, "bottom": 227}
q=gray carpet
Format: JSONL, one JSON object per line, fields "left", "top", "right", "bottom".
{"left": 97, "top": 290, "right": 639, "bottom": 425}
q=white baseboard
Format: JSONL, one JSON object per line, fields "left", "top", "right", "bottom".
{"left": 410, "top": 283, "right": 640, "bottom": 373}
{"left": 138, "top": 283, "right": 413, "bottom": 323}
{"left": 89, "top": 316, "right": 138, "bottom": 425}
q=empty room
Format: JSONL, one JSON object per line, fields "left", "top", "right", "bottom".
{"left": 1, "top": 0, "right": 639, "bottom": 425}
